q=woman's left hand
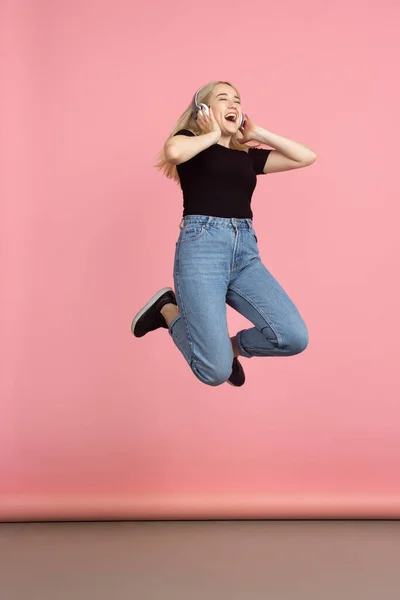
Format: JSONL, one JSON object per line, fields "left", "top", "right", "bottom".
{"left": 238, "top": 114, "right": 258, "bottom": 144}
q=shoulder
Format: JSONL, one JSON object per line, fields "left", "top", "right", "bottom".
{"left": 174, "top": 129, "right": 196, "bottom": 137}
{"left": 247, "top": 146, "right": 272, "bottom": 175}
{"left": 247, "top": 146, "right": 269, "bottom": 156}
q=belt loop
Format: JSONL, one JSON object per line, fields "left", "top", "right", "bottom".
{"left": 179, "top": 218, "right": 184, "bottom": 230}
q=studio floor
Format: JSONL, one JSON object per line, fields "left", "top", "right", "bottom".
{"left": 1, "top": 520, "right": 399, "bottom": 599}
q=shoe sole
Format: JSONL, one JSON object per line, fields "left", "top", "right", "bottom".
{"left": 131, "top": 287, "right": 174, "bottom": 336}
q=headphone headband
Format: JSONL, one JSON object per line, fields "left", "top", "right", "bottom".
{"left": 193, "top": 87, "right": 202, "bottom": 108}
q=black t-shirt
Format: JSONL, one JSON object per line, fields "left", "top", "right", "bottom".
{"left": 174, "top": 129, "right": 271, "bottom": 219}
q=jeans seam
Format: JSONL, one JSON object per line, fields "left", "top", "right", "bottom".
{"left": 175, "top": 246, "right": 198, "bottom": 362}
{"left": 229, "top": 285, "right": 283, "bottom": 348}
{"left": 168, "top": 316, "right": 187, "bottom": 358}
{"left": 169, "top": 318, "right": 209, "bottom": 383}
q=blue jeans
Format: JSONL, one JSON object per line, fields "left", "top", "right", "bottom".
{"left": 169, "top": 216, "right": 308, "bottom": 386}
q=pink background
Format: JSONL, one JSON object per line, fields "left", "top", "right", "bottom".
{"left": 1, "top": 0, "right": 400, "bottom": 520}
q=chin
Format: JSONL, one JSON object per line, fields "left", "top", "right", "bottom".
{"left": 223, "top": 123, "right": 239, "bottom": 134}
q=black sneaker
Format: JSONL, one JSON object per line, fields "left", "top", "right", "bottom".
{"left": 131, "top": 287, "right": 177, "bottom": 338}
{"left": 227, "top": 357, "right": 245, "bottom": 387}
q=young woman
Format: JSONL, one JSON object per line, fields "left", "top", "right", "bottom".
{"left": 132, "top": 81, "right": 316, "bottom": 387}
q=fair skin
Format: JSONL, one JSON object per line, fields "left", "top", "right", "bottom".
{"left": 162, "top": 83, "right": 317, "bottom": 356}
{"left": 164, "top": 83, "right": 317, "bottom": 169}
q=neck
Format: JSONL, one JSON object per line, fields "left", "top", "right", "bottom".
{"left": 218, "top": 133, "right": 232, "bottom": 148}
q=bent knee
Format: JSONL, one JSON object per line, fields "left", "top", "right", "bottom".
{"left": 280, "top": 321, "right": 309, "bottom": 356}
{"left": 192, "top": 358, "right": 232, "bottom": 387}
{"left": 283, "top": 327, "right": 309, "bottom": 355}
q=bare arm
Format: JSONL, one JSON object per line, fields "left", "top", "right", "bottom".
{"left": 239, "top": 115, "right": 317, "bottom": 174}
{"left": 254, "top": 127, "right": 317, "bottom": 174}
{"left": 164, "top": 106, "right": 221, "bottom": 165}
{"left": 164, "top": 130, "right": 220, "bottom": 165}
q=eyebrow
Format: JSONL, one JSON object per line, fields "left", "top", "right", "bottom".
{"left": 216, "top": 92, "right": 241, "bottom": 101}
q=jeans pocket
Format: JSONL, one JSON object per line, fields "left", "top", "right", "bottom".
{"left": 179, "top": 225, "right": 206, "bottom": 244}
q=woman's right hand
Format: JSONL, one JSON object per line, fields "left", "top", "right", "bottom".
{"left": 164, "top": 107, "right": 221, "bottom": 164}
{"left": 196, "top": 106, "right": 221, "bottom": 139}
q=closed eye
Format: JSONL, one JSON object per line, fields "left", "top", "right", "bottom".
{"left": 219, "top": 99, "right": 241, "bottom": 105}
{"left": 217, "top": 94, "right": 241, "bottom": 103}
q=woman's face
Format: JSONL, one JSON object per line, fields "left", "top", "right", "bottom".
{"left": 208, "top": 83, "right": 243, "bottom": 134}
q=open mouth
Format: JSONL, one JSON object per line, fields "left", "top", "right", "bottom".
{"left": 225, "top": 112, "right": 237, "bottom": 123}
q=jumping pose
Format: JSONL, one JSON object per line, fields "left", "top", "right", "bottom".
{"left": 132, "top": 81, "right": 316, "bottom": 387}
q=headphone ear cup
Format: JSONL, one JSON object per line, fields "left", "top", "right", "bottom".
{"left": 240, "top": 114, "right": 246, "bottom": 129}
{"left": 194, "top": 103, "right": 209, "bottom": 120}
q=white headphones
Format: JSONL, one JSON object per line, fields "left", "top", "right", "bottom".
{"left": 193, "top": 87, "right": 246, "bottom": 129}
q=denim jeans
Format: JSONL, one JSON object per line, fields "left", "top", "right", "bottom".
{"left": 169, "top": 216, "right": 308, "bottom": 386}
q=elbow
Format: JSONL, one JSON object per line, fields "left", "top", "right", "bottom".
{"left": 302, "top": 151, "right": 317, "bottom": 167}
{"left": 164, "top": 141, "right": 180, "bottom": 165}
{"left": 308, "top": 151, "right": 317, "bottom": 165}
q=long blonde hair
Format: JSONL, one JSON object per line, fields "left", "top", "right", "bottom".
{"left": 155, "top": 81, "right": 251, "bottom": 184}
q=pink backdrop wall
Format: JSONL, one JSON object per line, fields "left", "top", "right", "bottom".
{"left": 1, "top": 0, "right": 400, "bottom": 520}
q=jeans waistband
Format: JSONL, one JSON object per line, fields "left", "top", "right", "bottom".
{"left": 180, "top": 215, "right": 253, "bottom": 230}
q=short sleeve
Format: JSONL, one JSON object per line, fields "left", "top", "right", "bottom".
{"left": 248, "top": 147, "right": 272, "bottom": 175}
{"left": 174, "top": 129, "right": 196, "bottom": 137}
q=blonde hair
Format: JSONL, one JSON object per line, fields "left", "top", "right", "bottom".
{"left": 155, "top": 81, "right": 252, "bottom": 184}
